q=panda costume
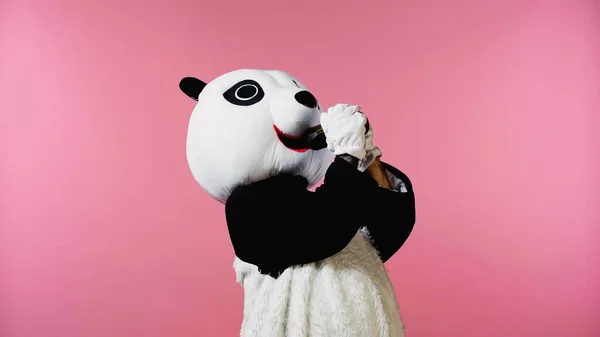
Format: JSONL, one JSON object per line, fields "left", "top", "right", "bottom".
{"left": 179, "top": 69, "right": 416, "bottom": 337}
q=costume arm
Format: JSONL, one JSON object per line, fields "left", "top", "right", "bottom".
{"left": 225, "top": 156, "right": 378, "bottom": 277}
{"left": 362, "top": 162, "right": 416, "bottom": 262}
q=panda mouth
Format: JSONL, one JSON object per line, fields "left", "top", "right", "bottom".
{"left": 273, "top": 125, "right": 311, "bottom": 153}
{"left": 273, "top": 125, "right": 328, "bottom": 152}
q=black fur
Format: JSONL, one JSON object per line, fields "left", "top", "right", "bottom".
{"left": 225, "top": 156, "right": 416, "bottom": 278}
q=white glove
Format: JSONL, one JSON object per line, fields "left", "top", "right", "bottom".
{"left": 357, "top": 123, "right": 383, "bottom": 172}
{"left": 320, "top": 104, "right": 367, "bottom": 160}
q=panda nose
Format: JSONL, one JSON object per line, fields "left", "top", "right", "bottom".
{"left": 294, "top": 90, "right": 318, "bottom": 109}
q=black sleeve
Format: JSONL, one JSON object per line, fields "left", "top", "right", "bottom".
{"left": 225, "top": 156, "right": 380, "bottom": 277}
{"left": 360, "top": 162, "right": 416, "bottom": 263}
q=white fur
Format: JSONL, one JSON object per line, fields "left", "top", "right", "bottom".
{"left": 234, "top": 229, "right": 406, "bottom": 337}
{"left": 186, "top": 69, "right": 334, "bottom": 203}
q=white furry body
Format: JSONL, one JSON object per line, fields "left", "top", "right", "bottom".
{"left": 234, "top": 229, "right": 405, "bottom": 337}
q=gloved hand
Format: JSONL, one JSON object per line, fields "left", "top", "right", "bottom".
{"left": 357, "top": 123, "right": 383, "bottom": 172}
{"left": 320, "top": 104, "right": 367, "bottom": 160}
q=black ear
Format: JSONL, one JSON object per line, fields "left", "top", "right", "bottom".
{"left": 179, "top": 77, "right": 207, "bottom": 101}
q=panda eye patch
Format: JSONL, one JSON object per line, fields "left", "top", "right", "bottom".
{"left": 223, "top": 79, "right": 265, "bottom": 106}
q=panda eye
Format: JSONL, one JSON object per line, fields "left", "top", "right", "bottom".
{"left": 223, "top": 79, "right": 265, "bottom": 106}
{"left": 235, "top": 84, "right": 258, "bottom": 100}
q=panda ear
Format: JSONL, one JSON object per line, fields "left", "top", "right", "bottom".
{"left": 179, "top": 77, "right": 207, "bottom": 101}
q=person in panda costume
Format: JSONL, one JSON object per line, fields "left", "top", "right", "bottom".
{"left": 178, "top": 69, "right": 416, "bottom": 337}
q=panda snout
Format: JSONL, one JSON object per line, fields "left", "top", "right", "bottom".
{"left": 294, "top": 91, "right": 317, "bottom": 109}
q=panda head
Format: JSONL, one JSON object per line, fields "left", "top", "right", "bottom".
{"left": 180, "top": 69, "right": 334, "bottom": 203}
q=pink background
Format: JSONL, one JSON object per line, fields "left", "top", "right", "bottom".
{"left": 1, "top": 0, "right": 598, "bottom": 336}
